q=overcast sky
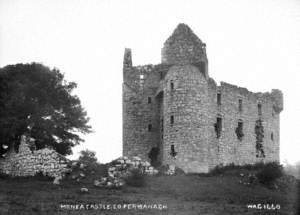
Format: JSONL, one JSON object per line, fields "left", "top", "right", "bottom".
{"left": 0, "top": 0, "right": 299, "bottom": 164}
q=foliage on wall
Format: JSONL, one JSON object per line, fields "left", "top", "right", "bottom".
{"left": 255, "top": 119, "right": 265, "bottom": 158}
{"left": 235, "top": 123, "right": 244, "bottom": 141}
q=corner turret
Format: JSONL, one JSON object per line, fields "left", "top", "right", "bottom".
{"left": 271, "top": 89, "right": 283, "bottom": 113}
{"left": 123, "top": 48, "right": 132, "bottom": 68}
{"left": 123, "top": 48, "right": 133, "bottom": 83}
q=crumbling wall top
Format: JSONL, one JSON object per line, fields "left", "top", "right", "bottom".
{"left": 161, "top": 23, "right": 207, "bottom": 65}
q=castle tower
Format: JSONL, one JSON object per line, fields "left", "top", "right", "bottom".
{"left": 161, "top": 23, "right": 209, "bottom": 78}
{"left": 122, "top": 48, "right": 161, "bottom": 161}
{"left": 122, "top": 23, "right": 283, "bottom": 173}
{"left": 160, "top": 24, "right": 214, "bottom": 172}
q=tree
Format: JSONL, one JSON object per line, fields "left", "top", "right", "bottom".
{"left": 0, "top": 63, "right": 92, "bottom": 156}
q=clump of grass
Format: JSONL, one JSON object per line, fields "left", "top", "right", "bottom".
{"left": 124, "top": 168, "right": 146, "bottom": 187}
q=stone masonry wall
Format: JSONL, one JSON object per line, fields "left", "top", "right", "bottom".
{"left": 122, "top": 23, "right": 283, "bottom": 173}
{"left": 214, "top": 82, "right": 281, "bottom": 166}
{"left": 0, "top": 135, "right": 69, "bottom": 178}
{"left": 161, "top": 24, "right": 207, "bottom": 67}
{"left": 123, "top": 60, "right": 163, "bottom": 161}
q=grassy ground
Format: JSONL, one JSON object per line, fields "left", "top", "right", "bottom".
{"left": 0, "top": 170, "right": 298, "bottom": 215}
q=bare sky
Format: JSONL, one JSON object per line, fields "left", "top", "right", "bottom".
{"left": 0, "top": 0, "right": 299, "bottom": 164}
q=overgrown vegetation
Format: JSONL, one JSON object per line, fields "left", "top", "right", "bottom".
{"left": 123, "top": 168, "right": 146, "bottom": 187}
{"left": 255, "top": 119, "right": 265, "bottom": 158}
{"left": 209, "top": 162, "right": 266, "bottom": 176}
{"left": 64, "top": 150, "right": 107, "bottom": 184}
{"left": 235, "top": 122, "right": 244, "bottom": 141}
{"left": 78, "top": 149, "right": 98, "bottom": 171}
{"left": 256, "top": 162, "right": 283, "bottom": 185}
{"left": 208, "top": 162, "right": 287, "bottom": 189}
{"left": 0, "top": 168, "right": 298, "bottom": 214}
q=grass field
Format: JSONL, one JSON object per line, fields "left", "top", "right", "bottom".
{"left": 0, "top": 168, "right": 299, "bottom": 215}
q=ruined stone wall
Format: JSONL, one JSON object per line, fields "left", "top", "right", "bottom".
{"left": 161, "top": 24, "right": 207, "bottom": 68}
{"left": 123, "top": 62, "right": 162, "bottom": 161}
{"left": 206, "top": 78, "right": 220, "bottom": 169}
{"left": 122, "top": 23, "right": 283, "bottom": 173}
{"left": 0, "top": 137, "right": 69, "bottom": 178}
{"left": 214, "top": 82, "right": 281, "bottom": 166}
{"left": 122, "top": 62, "right": 282, "bottom": 172}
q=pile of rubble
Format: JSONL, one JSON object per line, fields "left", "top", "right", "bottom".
{"left": 165, "top": 164, "right": 176, "bottom": 175}
{"left": 94, "top": 156, "right": 158, "bottom": 188}
{"left": 238, "top": 173, "right": 257, "bottom": 186}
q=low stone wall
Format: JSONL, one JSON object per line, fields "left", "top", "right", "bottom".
{"left": 0, "top": 136, "right": 69, "bottom": 178}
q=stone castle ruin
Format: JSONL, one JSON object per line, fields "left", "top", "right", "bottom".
{"left": 122, "top": 23, "right": 283, "bottom": 173}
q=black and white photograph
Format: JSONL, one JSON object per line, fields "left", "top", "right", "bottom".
{"left": 0, "top": 0, "right": 299, "bottom": 214}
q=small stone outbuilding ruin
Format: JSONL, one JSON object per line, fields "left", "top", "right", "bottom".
{"left": 0, "top": 135, "right": 69, "bottom": 178}
{"left": 122, "top": 23, "right": 283, "bottom": 173}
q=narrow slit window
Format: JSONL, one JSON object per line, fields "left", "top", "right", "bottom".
{"left": 161, "top": 119, "right": 164, "bottom": 132}
{"left": 170, "top": 115, "right": 174, "bottom": 125}
{"left": 148, "top": 124, "right": 152, "bottom": 132}
{"left": 271, "top": 132, "right": 274, "bottom": 141}
{"left": 238, "top": 99, "right": 243, "bottom": 112}
{"left": 200, "top": 61, "right": 206, "bottom": 74}
{"left": 170, "top": 80, "right": 174, "bottom": 90}
{"left": 258, "top": 103, "right": 262, "bottom": 116}
{"left": 170, "top": 145, "right": 177, "bottom": 157}
{"left": 217, "top": 93, "right": 221, "bottom": 105}
{"left": 214, "top": 117, "right": 222, "bottom": 138}
{"left": 148, "top": 97, "right": 152, "bottom": 104}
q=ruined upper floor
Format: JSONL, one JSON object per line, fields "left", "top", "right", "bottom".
{"left": 122, "top": 23, "right": 283, "bottom": 113}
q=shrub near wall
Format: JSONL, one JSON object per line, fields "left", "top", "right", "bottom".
{"left": 256, "top": 162, "right": 283, "bottom": 185}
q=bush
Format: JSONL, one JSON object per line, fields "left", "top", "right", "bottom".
{"left": 124, "top": 168, "right": 146, "bottom": 187}
{"left": 0, "top": 172, "right": 9, "bottom": 179}
{"left": 256, "top": 162, "right": 283, "bottom": 185}
{"left": 208, "top": 162, "right": 278, "bottom": 176}
{"left": 78, "top": 149, "right": 98, "bottom": 170}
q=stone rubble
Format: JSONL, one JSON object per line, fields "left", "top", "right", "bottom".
{"left": 238, "top": 173, "right": 258, "bottom": 186}
{"left": 94, "top": 156, "right": 158, "bottom": 188}
{"left": 166, "top": 164, "right": 176, "bottom": 175}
